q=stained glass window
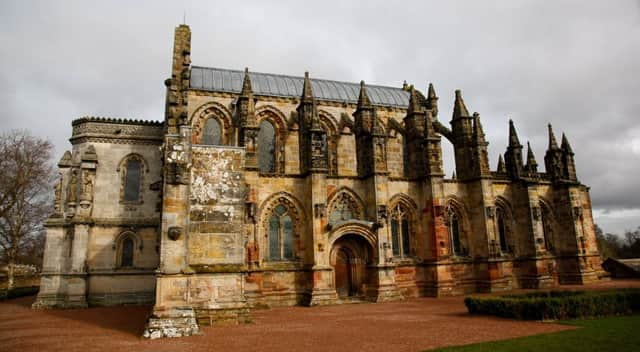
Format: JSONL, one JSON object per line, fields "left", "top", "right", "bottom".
{"left": 497, "top": 207, "right": 509, "bottom": 253}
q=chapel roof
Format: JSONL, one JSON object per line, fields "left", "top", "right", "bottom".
{"left": 190, "top": 66, "right": 411, "bottom": 108}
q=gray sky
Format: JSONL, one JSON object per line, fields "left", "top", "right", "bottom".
{"left": 1, "top": 0, "right": 639, "bottom": 234}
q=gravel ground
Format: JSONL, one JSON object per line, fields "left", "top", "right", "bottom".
{"left": 1, "top": 279, "right": 638, "bottom": 352}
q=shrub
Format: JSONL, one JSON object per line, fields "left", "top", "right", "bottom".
{"left": 464, "top": 289, "right": 640, "bottom": 320}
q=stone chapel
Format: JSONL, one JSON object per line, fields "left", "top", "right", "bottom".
{"left": 33, "top": 25, "right": 605, "bottom": 338}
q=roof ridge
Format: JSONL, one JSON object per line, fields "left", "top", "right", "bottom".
{"left": 71, "top": 116, "right": 163, "bottom": 126}
{"left": 191, "top": 65, "right": 407, "bottom": 92}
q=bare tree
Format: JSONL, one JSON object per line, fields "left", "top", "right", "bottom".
{"left": 0, "top": 130, "right": 53, "bottom": 290}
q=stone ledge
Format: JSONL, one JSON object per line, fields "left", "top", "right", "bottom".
{"left": 143, "top": 307, "right": 200, "bottom": 339}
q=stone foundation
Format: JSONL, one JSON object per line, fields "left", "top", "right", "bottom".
{"left": 143, "top": 307, "right": 200, "bottom": 339}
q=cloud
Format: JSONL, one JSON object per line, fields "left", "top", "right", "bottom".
{"left": 1, "top": 0, "right": 639, "bottom": 231}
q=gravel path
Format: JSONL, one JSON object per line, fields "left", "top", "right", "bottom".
{"left": 1, "top": 279, "right": 638, "bottom": 352}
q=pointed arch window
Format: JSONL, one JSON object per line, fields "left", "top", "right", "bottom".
{"left": 268, "top": 204, "right": 294, "bottom": 261}
{"left": 115, "top": 232, "right": 139, "bottom": 268}
{"left": 123, "top": 159, "right": 142, "bottom": 202}
{"left": 202, "top": 118, "right": 221, "bottom": 145}
{"left": 390, "top": 203, "right": 411, "bottom": 257}
{"left": 446, "top": 204, "right": 466, "bottom": 256}
{"left": 258, "top": 120, "right": 276, "bottom": 173}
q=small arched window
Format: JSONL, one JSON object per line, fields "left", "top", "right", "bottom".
{"left": 202, "top": 118, "right": 221, "bottom": 145}
{"left": 390, "top": 204, "right": 411, "bottom": 257}
{"left": 258, "top": 120, "right": 276, "bottom": 173}
{"left": 268, "top": 204, "right": 294, "bottom": 261}
{"left": 123, "top": 159, "right": 142, "bottom": 202}
{"left": 121, "top": 237, "right": 134, "bottom": 267}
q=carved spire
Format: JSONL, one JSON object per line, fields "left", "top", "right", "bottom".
{"left": 545, "top": 123, "right": 564, "bottom": 182}
{"left": 427, "top": 83, "right": 439, "bottom": 116}
{"left": 241, "top": 67, "right": 253, "bottom": 96}
{"left": 547, "top": 123, "right": 559, "bottom": 150}
{"left": 452, "top": 89, "right": 470, "bottom": 120}
{"left": 525, "top": 141, "right": 538, "bottom": 173}
{"left": 357, "top": 80, "right": 372, "bottom": 109}
{"left": 504, "top": 119, "right": 524, "bottom": 180}
{"left": 407, "top": 86, "right": 424, "bottom": 115}
{"left": 508, "top": 119, "right": 521, "bottom": 147}
{"left": 561, "top": 133, "right": 574, "bottom": 155}
{"left": 301, "top": 71, "right": 315, "bottom": 102}
{"left": 497, "top": 154, "right": 506, "bottom": 173}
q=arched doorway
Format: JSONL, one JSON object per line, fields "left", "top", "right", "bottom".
{"left": 330, "top": 234, "right": 372, "bottom": 298}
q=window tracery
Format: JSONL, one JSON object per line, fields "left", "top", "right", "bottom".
{"left": 390, "top": 203, "right": 411, "bottom": 257}
{"left": 118, "top": 154, "right": 147, "bottom": 204}
{"left": 445, "top": 202, "right": 467, "bottom": 256}
{"left": 328, "top": 191, "right": 363, "bottom": 224}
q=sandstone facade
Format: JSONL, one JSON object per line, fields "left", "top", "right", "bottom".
{"left": 34, "top": 25, "right": 605, "bottom": 337}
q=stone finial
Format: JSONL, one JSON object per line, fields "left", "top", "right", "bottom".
{"left": 407, "top": 86, "right": 424, "bottom": 115}
{"left": 497, "top": 154, "right": 506, "bottom": 173}
{"left": 508, "top": 119, "right": 521, "bottom": 147}
{"left": 428, "top": 83, "right": 437, "bottom": 99}
{"left": 547, "top": 123, "right": 559, "bottom": 150}
{"left": 357, "top": 80, "right": 372, "bottom": 108}
{"left": 451, "top": 171, "right": 457, "bottom": 179}
{"left": 525, "top": 141, "right": 538, "bottom": 172}
{"left": 561, "top": 133, "right": 574, "bottom": 155}
{"left": 452, "top": 89, "right": 470, "bottom": 120}
{"left": 402, "top": 80, "right": 408, "bottom": 90}
{"left": 58, "top": 151, "right": 72, "bottom": 168}
{"left": 301, "top": 71, "right": 315, "bottom": 102}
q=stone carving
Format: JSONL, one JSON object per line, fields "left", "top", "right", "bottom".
{"left": 314, "top": 203, "right": 326, "bottom": 219}
{"left": 168, "top": 226, "right": 182, "bottom": 241}
{"left": 67, "top": 170, "right": 78, "bottom": 204}
{"left": 81, "top": 172, "right": 94, "bottom": 201}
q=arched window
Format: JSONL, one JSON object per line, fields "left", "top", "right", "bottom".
{"left": 123, "top": 159, "right": 142, "bottom": 202}
{"left": 121, "top": 237, "right": 134, "bottom": 267}
{"left": 258, "top": 120, "right": 276, "bottom": 173}
{"left": 390, "top": 203, "right": 411, "bottom": 257}
{"left": 202, "top": 118, "right": 221, "bottom": 145}
{"left": 446, "top": 203, "right": 466, "bottom": 256}
{"left": 268, "top": 204, "right": 294, "bottom": 261}
{"left": 496, "top": 207, "right": 509, "bottom": 253}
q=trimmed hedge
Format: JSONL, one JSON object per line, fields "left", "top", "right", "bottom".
{"left": 465, "top": 289, "right": 640, "bottom": 320}
{"left": 0, "top": 286, "right": 39, "bottom": 301}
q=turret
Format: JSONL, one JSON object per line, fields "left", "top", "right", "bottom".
{"left": 353, "top": 81, "right": 385, "bottom": 176}
{"left": 403, "top": 86, "right": 427, "bottom": 178}
{"left": 504, "top": 119, "right": 524, "bottom": 180}
{"left": 450, "top": 90, "right": 474, "bottom": 179}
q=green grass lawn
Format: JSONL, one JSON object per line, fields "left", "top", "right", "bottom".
{"left": 429, "top": 315, "right": 640, "bottom": 352}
